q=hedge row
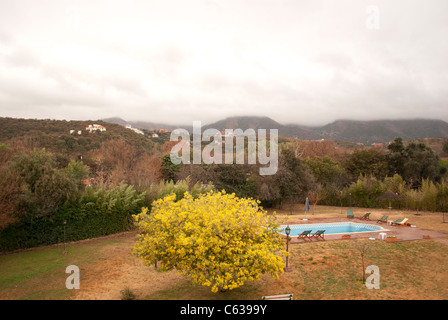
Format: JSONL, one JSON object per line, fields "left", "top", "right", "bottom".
{"left": 0, "top": 184, "right": 146, "bottom": 252}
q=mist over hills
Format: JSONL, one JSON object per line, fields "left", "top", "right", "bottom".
{"left": 103, "top": 116, "right": 448, "bottom": 145}
{"left": 314, "top": 119, "right": 448, "bottom": 144}
{"left": 0, "top": 115, "right": 447, "bottom": 147}
{"left": 102, "top": 117, "right": 182, "bottom": 132}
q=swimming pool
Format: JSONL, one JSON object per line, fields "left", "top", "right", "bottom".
{"left": 279, "top": 222, "right": 385, "bottom": 236}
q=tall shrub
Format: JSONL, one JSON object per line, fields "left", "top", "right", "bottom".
{"left": 436, "top": 179, "right": 448, "bottom": 212}
{"left": 0, "top": 183, "right": 145, "bottom": 251}
{"left": 404, "top": 189, "right": 422, "bottom": 211}
{"left": 421, "top": 179, "right": 438, "bottom": 212}
{"left": 145, "top": 177, "right": 213, "bottom": 205}
{"left": 348, "top": 175, "right": 386, "bottom": 208}
{"left": 133, "top": 191, "right": 286, "bottom": 293}
{"left": 9, "top": 148, "right": 80, "bottom": 218}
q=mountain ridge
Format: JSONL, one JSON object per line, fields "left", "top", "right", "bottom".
{"left": 102, "top": 116, "right": 448, "bottom": 144}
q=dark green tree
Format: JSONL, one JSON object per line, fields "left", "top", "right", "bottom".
{"left": 161, "top": 153, "right": 183, "bottom": 182}
{"left": 9, "top": 148, "right": 78, "bottom": 218}
{"left": 273, "top": 148, "right": 316, "bottom": 209}
{"left": 212, "top": 164, "right": 256, "bottom": 198}
{"left": 304, "top": 156, "right": 349, "bottom": 188}
{"left": 386, "top": 137, "right": 444, "bottom": 187}
{"left": 386, "top": 137, "right": 406, "bottom": 177}
{"left": 443, "top": 140, "right": 448, "bottom": 155}
{"left": 344, "top": 149, "right": 388, "bottom": 180}
{"left": 402, "top": 142, "right": 442, "bottom": 187}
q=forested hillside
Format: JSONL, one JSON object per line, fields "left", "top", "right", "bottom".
{"left": 2, "top": 117, "right": 448, "bottom": 251}
{"left": 0, "top": 117, "right": 155, "bottom": 155}
{"left": 104, "top": 116, "right": 448, "bottom": 144}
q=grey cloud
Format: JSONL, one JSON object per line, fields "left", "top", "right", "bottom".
{"left": 4, "top": 46, "right": 42, "bottom": 68}
{"left": 0, "top": 0, "right": 448, "bottom": 126}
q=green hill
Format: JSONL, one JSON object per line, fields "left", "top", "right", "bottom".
{"left": 0, "top": 117, "right": 156, "bottom": 155}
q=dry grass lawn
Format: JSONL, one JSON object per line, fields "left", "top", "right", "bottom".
{"left": 1, "top": 205, "right": 448, "bottom": 300}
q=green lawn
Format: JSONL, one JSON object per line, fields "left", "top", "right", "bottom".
{"left": 0, "top": 237, "right": 125, "bottom": 300}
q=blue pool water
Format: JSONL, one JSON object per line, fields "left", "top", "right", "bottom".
{"left": 279, "top": 222, "right": 384, "bottom": 236}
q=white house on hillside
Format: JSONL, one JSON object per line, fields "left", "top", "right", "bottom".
{"left": 86, "top": 124, "right": 106, "bottom": 133}
{"left": 126, "top": 124, "right": 144, "bottom": 135}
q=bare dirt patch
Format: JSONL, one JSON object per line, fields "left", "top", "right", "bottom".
{"left": 71, "top": 230, "right": 448, "bottom": 300}
{"left": 71, "top": 232, "right": 186, "bottom": 300}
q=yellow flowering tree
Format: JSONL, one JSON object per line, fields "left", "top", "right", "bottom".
{"left": 132, "top": 190, "right": 287, "bottom": 293}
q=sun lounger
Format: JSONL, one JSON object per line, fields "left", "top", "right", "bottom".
{"left": 392, "top": 218, "right": 408, "bottom": 226}
{"left": 311, "top": 230, "right": 325, "bottom": 240}
{"left": 347, "top": 210, "right": 354, "bottom": 218}
{"left": 298, "top": 230, "right": 312, "bottom": 241}
{"left": 377, "top": 215, "right": 388, "bottom": 223}
{"left": 359, "top": 212, "right": 371, "bottom": 220}
{"left": 262, "top": 294, "right": 293, "bottom": 300}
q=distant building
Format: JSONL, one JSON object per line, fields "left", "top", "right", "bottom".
{"left": 125, "top": 124, "right": 144, "bottom": 135}
{"left": 152, "top": 133, "right": 159, "bottom": 138}
{"left": 70, "top": 129, "right": 82, "bottom": 135}
{"left": 372, "top": 143, "right": 383, "bottom": 147}
{"left": 158, "top": 129, "right": 168, "bottom": 133}
{"left": 81, "top": 179, "right": 92, "bottom": 187}
{"left": 132, "top": 128, "right": 144, "bottom": 135}
{"left": 86, "top": 124, "right": 106, "bottom": 133}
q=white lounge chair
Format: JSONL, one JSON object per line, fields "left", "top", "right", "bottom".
{"left": 392, "top": 218, "right": 409, "bottom": 226}
{"left": 262, "top": 294, "right": 293, "bottom": 300}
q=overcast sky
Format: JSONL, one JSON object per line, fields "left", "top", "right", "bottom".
{"left": 0, "top": 0, "right": 447, "bottom": 126}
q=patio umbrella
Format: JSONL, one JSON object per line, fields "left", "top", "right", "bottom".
{"left": 304, "top": 197, "right": 310, "bottom": 221}
{"left": 376, "top": 190, "right": 402, "bottom": 212}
